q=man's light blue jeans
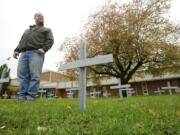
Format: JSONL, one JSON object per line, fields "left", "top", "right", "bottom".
{"left": 17, "top": 50, "right": 44, "bottom": 100}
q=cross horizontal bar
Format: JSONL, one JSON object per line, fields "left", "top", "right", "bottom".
{"left": 161, "top": 86, "right": 179, "bottom": 89}
{"left": 59, "top": 54, "right": 113, "bottom": 70}
{"left": 110, "top": 84, "right": 131, "bottom": 89}
{"left": 66, "top": 88, "right": 79, "bottom": 91}
{"left": 38, "top": 90, "right": 47, "bottom": 93}
{"left": 120, "top": 88, "right": 133, "bottom": 91}
{"left": 90, "top": 92, "right": 101, "bottom": 94}
{"left": 0, "top": 78, "right": 10, "bottom": 83}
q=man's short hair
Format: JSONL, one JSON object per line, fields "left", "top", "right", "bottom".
{"left": 34, "top": 12, "right": 43, "bottom": 19}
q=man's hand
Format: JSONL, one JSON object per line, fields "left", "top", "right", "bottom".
{"left": 37, "top": 48, "right": 45, "bottom": 54}
{"left": 13, "top": 52, "right": 19, "bottom": 59}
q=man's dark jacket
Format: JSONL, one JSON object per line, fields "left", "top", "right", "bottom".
{"left": 14, "top": 25, "right": 54, "bottom": 53}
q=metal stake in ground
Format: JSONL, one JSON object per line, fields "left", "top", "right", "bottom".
{"left": 59, "top": 40, "right": 113, "bottom": 111}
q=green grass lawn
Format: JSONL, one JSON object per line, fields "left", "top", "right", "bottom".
{"left": 0, "top": 95, "right": 179, "bottom": 135}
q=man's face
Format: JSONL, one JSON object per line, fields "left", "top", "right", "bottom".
{"left": 34, "top": 13, "right": 44, "bottom": 25}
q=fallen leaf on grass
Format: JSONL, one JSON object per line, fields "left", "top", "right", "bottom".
{"left": 175, "top": 111, "right": 180, "bottom": 117}
{"left": 0, "top": 126, "right": 6, "bottom": 129}
{"left": 37, "top": 126, "right": 47, "bottom": 132}
{"left": 139, "top": 107, "right": 156, "bottom": 115}
{"left": 139, "top": 107, "right": 151, "bottom": 113}
{"left": 79, "top": 122, "right": 88, "bottom": 128}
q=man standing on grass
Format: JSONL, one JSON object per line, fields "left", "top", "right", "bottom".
{"left": 13, "top": 12, "right": 54, "bottom": 101}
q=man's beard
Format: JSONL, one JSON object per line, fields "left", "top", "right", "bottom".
{"left": 37, "top": 21, "right": 44, "bottom": 26}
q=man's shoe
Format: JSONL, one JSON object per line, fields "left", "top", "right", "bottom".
{"left": 26, "top": 95, "right": 35, "bottom": 101}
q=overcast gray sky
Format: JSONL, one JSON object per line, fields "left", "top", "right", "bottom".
{"left": 0, "top": 0, "right": 180, "bottom": 79}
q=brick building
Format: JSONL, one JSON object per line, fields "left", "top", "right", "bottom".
{"left": 41, "top": 70, "right": 69, "bottom": 82}
{"left": 10, "top": 70, "right": 180, "bottom": 98}
{"left": 39, "top": 71, "right": 180, "bottom": 98}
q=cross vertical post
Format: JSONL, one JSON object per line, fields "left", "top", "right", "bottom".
{"left": 79, "top": 40, "right": 86, "bottom": 111}
{"left": 167, "top": 81, "right": 172, "bottom": 95}
{"left": 118, "top": 78, "right": 123, "bottom": 99}
{"left": 0, "top": 67, "right": 10, "bottom": 93}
